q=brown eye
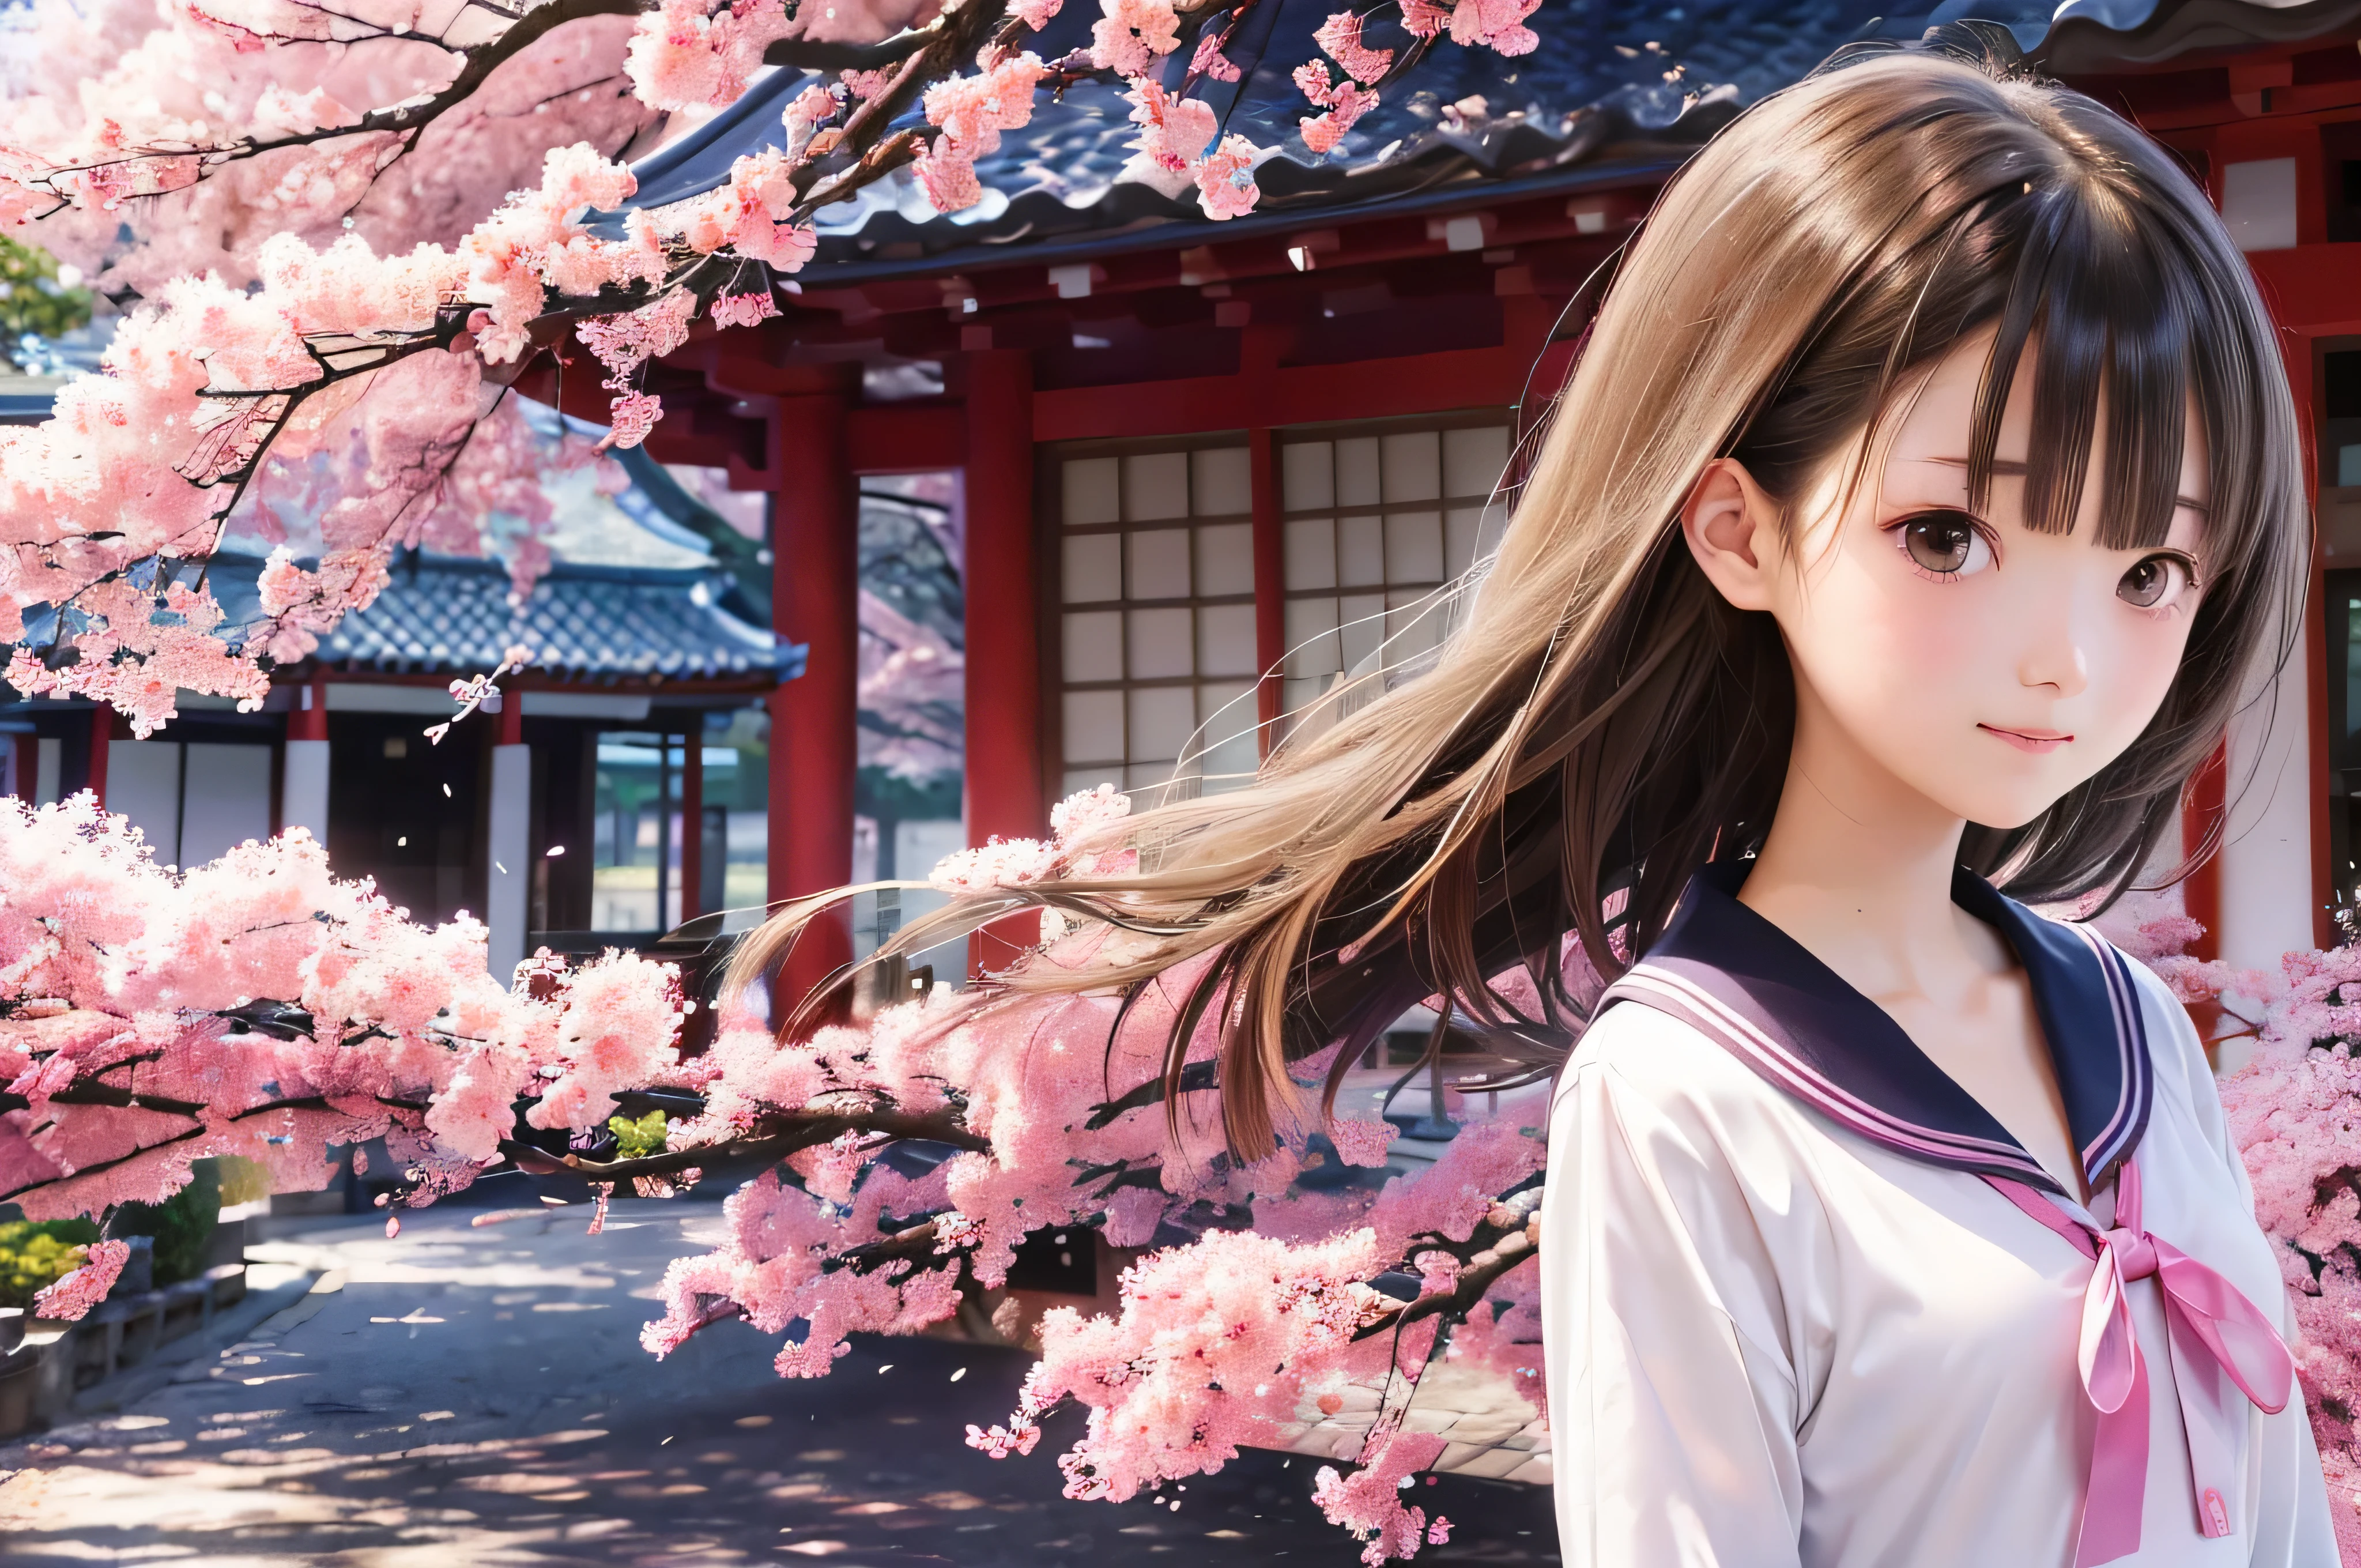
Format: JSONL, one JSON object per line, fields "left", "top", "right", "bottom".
{"left": 2118, "top": 554, "right": 2193, "bottom": 610}
{"left": 1898, "top": 511, "right": 1993, "bottom": 578}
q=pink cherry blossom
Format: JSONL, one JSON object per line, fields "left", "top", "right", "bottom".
{"left": 1448, "top": 0, "right": 1542, "bottom": 56}
{"left": 1315, "top": 12, "right": 1394, "bottom": 84}
{"left": 31, "top": 1238, "right": 131, "bottom": 1321}
{"left": 710, "top": 291, "right": 779, "bottom": 329}
{"left": 1189, "top": 30, "right": 1242, "bottom": 82}
{"left": 1195, "top": 134, "right": 1264, "bottom": 220}
{"left": 1126, "top": 81, "right": 1219, "bottom": 173}
{"left": 1089, "top": 0, "right": 1180, "bottom": 78}
{"left": 1303, "top": 82, "right": 1379, "bottom": 156}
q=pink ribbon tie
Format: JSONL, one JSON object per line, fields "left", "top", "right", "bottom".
{"left": 1985, "top": 1156, "right": 2295, "bottom": 1568}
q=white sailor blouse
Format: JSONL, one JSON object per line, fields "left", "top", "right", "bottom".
{"left": 1537, "top": 862, "right": 2337, "bottom": 1567}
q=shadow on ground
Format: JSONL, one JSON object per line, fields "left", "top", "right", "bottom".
{"left": 0, "top": 1203, "right": 1559, "bottom": 1566}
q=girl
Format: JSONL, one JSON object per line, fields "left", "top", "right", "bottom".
{"left": 741, "top": 25, "right": 2334, "bottom": 1566}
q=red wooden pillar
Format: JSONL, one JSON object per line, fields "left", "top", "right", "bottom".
{"left": 292, "top": 672, "right": 328, "bottom": 742}
{"left": 86, "top": 705, "right": 110, "bottom": 808}
{"left": 769, "top": 377, "right": 860, "bottom": 1009}
{"left": 963, "top": 348, "right": 1044, "bottom": 975}
{"left": 1250, "top": 427, "right": 1284, "bottom": 751}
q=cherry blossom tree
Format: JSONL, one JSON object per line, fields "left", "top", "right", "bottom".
{"left": 0, "top": 784, "right": 1545, "bottom": 1561}
{"left": 2110, "top": 914, "right": 2361, "bottom": 1559}
{"left": 0, "top": 0, "right": 1540, "bottom": 733}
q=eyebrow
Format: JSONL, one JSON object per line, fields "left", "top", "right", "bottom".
{"left": 1921, "top": 456, "right": 2209, "bottom": 515}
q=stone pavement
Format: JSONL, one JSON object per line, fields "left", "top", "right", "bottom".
{"left": 0, "top": 1201, "right": 1560, "bottom": 1567}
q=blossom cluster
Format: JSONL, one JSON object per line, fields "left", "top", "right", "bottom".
{"left": 2141, "top": 922, "right": 2361, "bottom": 1562}
{"left": 0, "top": 794, "right": 685, "bottom": 1224}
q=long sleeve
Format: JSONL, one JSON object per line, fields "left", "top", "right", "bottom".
{"left": 1540, "top": 1036, "right": 1808, "bottom": 1568}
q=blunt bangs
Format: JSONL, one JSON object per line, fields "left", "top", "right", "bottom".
{"left": 1963, "top": 150, "right": 2246, "bottom": 560}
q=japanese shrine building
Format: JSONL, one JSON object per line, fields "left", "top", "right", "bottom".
{"left": 535, "top": 0, "right": 2361, "bottom": 996}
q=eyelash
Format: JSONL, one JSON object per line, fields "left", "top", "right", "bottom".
{"left": 1883, "top": 511, "right": 2204, "bottom": 615}
{"left": 1885, "top": 509, "right": 1997, "bottom": 585}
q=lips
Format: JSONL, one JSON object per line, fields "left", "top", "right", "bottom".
{"left": 1978, "top": 724, "right": 2072, "bottom": 755}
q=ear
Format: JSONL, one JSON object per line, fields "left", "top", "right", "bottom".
{"left": 1680, "top": 458, "right": 1783, "bottom": 612}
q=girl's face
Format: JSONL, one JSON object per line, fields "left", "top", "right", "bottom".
{"left": 1688, "top": 330, "right": 2211, "bottom": 832}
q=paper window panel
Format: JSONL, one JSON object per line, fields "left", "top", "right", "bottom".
{"left": 1126, "top": 527, "right": 1192, "bottom": 600}
{"left": 1282, "top": 676, "right": 1327, "bottom": 722}
{"left": 1062, "top": 689, "right": 1125, "bottom": 764}
{"left": 1283, "top": 441, "right": 1334, "bottom": 511}
{"left": 1195, "top": 522, "right": 1255, "bottom": 597}
{"left": 1336, "top": 436, "right": 1382, "bottom": 507}
{"left": 1284, "top": 595, "right": 1341, "bottom": 677}
{"left": 1285, "top": 518, "right": 1336, "bottom": 590}
{"left": 1191, "top": 447, "right": 1253, "bottom": 517}
{"left": 1386, "top": 510, "right": 1444, "bottom": 583}
{"left": 1065, "top": 768, "right": 1116, "bottom": 797}
{"left": 1127, "top": 606, "right": 1195, "bottom": 679}
{"left": 1443, "top": 426, "right": 1511, "bottom": 500}
{"left": 1197, "top": 682, "right": 1260, "bottom": 789}
{"left": 1337, "top": 515, "right": 1385, "bottom": 587}
{"left": 1444, "top": 506, "right": 1486, "bottom": 579}
{"left": 1063, "top": 457, "right": 1121, "bottom": 526}
{"left": 1062, "top": 610, "right": 1125, "bottom": 684}
{"left": 1124, "top": 450, "right": 1191, "bottom": 521}
{"left": 1196, "top": 602, "right": 1260, "bottom": 677}
{"left": 1381, "top": 430, "right": 1442, "bottom": 503}
{"left": 1338, "top": 591, "right": 1387, "bottom": 673}
{"left": 1063, "top": 533, "right": 1122, "bottom": 604}
{"left": 1127, "top": 685, "right": 1198, "bottom": 762}
{"left": 1386, "top": 588, "right": 1444, "bottom": 661}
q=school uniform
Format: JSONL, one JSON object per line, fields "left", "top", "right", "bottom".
{"left": 1538, "top": 862, "right": 2336, "bottom": 1566}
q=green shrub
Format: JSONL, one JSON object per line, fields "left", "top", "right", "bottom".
{"left": 609, "top": 1109, "right": 669, "bottom": 1159}
{"left": 215, "top": 1155, "right": 271, "bottom": 1208}
{"left": 111, "top": 1160, "right": 221, "bottom": 1286}
{"left": 0, "top": 1218, "right": 101, "bottom": 1310}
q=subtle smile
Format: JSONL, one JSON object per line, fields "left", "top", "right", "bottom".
{"left": 1978, "top": 724, "right": 2072, "bottom": 754}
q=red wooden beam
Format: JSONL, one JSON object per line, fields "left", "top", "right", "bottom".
{"left": 1034, "top": 299, "right": 1560, "bottom": 441}
{"left": 963, "top": 348, "right": 1044, "bottom": 975}
{"left": 848, "top": 403, "right": 966, "bottom": 473}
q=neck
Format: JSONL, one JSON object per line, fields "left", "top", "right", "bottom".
{"left": 1738, "top": 700, "right": 1974, "bottom": 989}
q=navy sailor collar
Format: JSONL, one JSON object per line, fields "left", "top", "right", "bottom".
{"left": 1598, "top": 860, "right": 2152, "bottom": 1196}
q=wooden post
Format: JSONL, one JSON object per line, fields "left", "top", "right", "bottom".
{"left": 680, "top": 729, "right": 703, "bottom": 922}
{"left": 1250, "top": 427, "right": 1284, "bottom": 752}
{"left": 770, "top": 376, "right": 860, "bottom": 1011}
{"left": 963, "top": 347, "right": 1044, "bottom": 977}
{"left": 86, "top": 705, "right": 110, "bottom": 808}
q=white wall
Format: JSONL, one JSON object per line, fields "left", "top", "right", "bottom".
{"left": 105, "top": 737, "right": 273, "bottom": 869}
{"left": 107, "top": 739, "right": 183, "bottom": 865}
{"left": 180, "top": 742, "right": 272, "bottom": 864}
{"left": 2217, "top": 642, "right": 2318, "bottom": 973}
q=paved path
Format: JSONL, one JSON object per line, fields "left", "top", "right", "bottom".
{"left": 0, "top": 1202, "right": 1560, "bottom": 1567}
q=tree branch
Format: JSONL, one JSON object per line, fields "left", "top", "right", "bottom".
{"left": 499, "top": 1103, "right": 990, "bottom": 1183}
{"left": 27, "top": 0, "right": 649, "bottom": 195}
{"left": 1352, "top": 1228, "right": 1537, "bottom": 1341}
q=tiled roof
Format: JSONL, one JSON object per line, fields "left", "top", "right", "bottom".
{"left": 617, "top": 0, "right": 2354, "bottom": 280}
{"left": 209, "top": 553, "right": 801, "bottom": 683}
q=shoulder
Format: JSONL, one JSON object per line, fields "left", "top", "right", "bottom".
{"left": 2072, "top": 924, "right": 2227, "bottom": 1144}
{"left": 1555, "top": 994, "right": 1831, "bottom": 1160}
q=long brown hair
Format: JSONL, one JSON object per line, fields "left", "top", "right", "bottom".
{"left": 731, "top": 26, "right": 2309, "bottom": 1159}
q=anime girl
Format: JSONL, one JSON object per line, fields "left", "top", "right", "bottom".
{"left": 734, "top": 25, "right": 2333, "bottom": 1567}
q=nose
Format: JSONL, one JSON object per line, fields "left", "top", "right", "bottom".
{"left": 2016, "top": 590, "right": 2091, "bottom": 698}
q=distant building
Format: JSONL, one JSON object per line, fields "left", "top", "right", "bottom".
{"left": 0, "top": 416, "right": 803, "bottom": 986}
